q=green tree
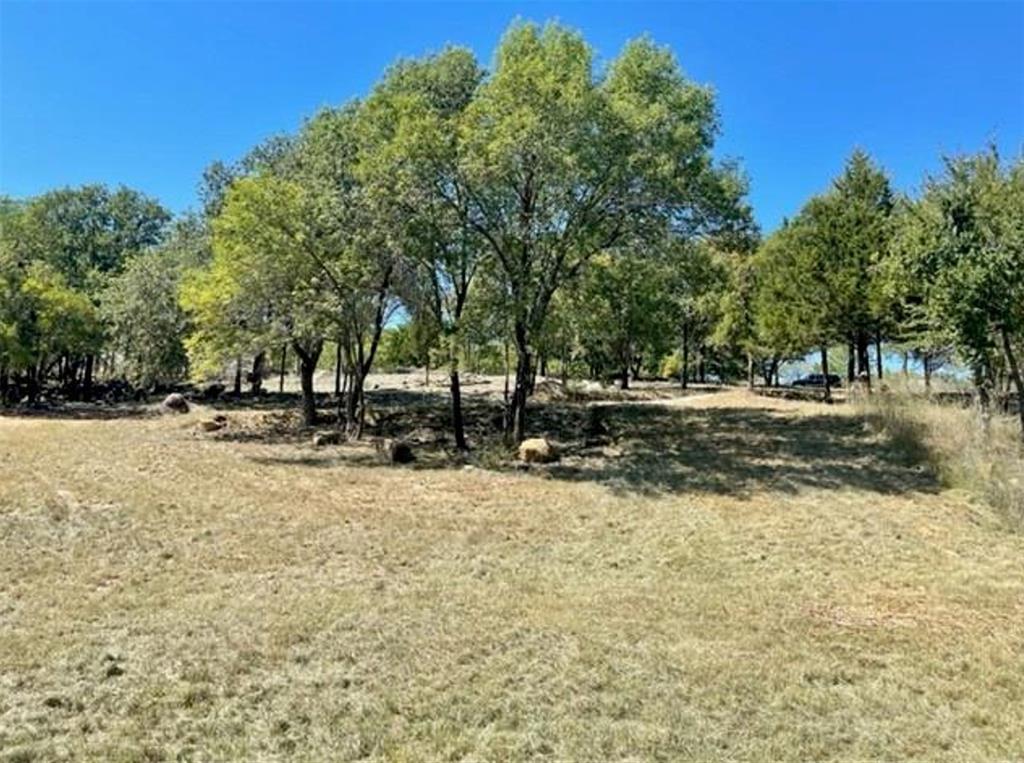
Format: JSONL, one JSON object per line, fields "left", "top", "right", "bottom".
{"left": 890, "top": 148, "right": 1024, "bottom": 436}
{"left": 358, "top": 47, "right": 486, "bottom": 449}
{"left": 182, "top": 175, "right": 329, "bottom": 425}
{"left": 456, "top": 23, "right": 737, "bottom": 441}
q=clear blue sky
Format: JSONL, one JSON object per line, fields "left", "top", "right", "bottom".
{"left": 2, "top": 1, "right": 1021, "bottom": 232}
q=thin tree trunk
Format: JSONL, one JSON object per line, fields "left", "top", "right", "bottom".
{"left": 508, "top": 321, "right": 530, "bottom": 444}
{"left": 233, "top": 358, "right": 242, "bottom": 396}
{"left": 503, "top": 340, "right": 511, "bottom": 434}
{"left": 250, "top": 352, "right": 265, "bottom": 396}
{"left": 83, "top": 354, "right": 94, "bottom": 400}
{"left": 334, "top": 342, "right": 342, "bottom": 397}
{"left": 847, "top": 338, "right": 855, "bottom": 383}
{"left": 902, "top": 351, "right": 909, "bottom": 377}
{"left": 875, "top": 331, "right": 884, "bottom": 380}
{"left": 973, "top": 358, "right": 992, "bottom": 436}
{"left": 746, "top": 352, "right": 754, "bottom": 390}
{"left": 821, "top": 345, "right": 832, "bottom": 403}
{"left": 999, "top": 326, "right": 1024, "bottom": 442}
{"left": 680, "top": 323, "right": 689, "bottom": 391}
{"left": 923, "top": 353, "right": 932, "bottom": 390}
{"left": 278, "top": 344, "right": 287, "bottom": 393}
{"left": 450, "top": 369, "right": 467, "bottom": 451}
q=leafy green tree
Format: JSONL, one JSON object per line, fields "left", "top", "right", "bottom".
{"left": 183, "top": 175, "right": 329, "bottom": 425}
{"left": 7, "top": 185, "right": 170, "bottom": 396}
{"left": 103, "top": 257, "right": 189, "bottom": 389}
{"left": 455, "top": 23, "right": 737, "bottom": 441}
{"left": 358, "top": 47, "right": 486, "bottom": 449}
{"left": 890, "top": 148, "right": 1024, "bottom": 435}
{"left": 18, "top": 185, "right": 169, "bottom": 293}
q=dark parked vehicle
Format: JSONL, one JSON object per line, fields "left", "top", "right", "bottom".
{"left": 792, "top": 373, "right": 842, "bottom": 388}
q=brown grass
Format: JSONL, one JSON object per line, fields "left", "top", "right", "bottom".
{"left": 857, "top": 385, "right": 1024, "bottom": 528}
{"left": 1, "top": 387, "right": 1022, "bottom": 761}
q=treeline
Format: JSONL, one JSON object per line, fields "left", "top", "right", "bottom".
{"left": 746, "top": 146, "right": 1024, "bottom": 440}
{"left": 2, "top": 20, "right": 1021, "bottom": 444}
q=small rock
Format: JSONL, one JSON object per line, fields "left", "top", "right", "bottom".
{"left": 43, "top": 696, "right": 65, "bottom": 709}
{"left": 312, "top": 431, "right": 342, "bottom": 447}
{"left": 105, "top": 663, "right": 124, "bottom": 679}
{"left": 197, "top": 419, "right": 225, "bottom": 432}
{"left": 161, "top": 393, "right": 189, "bottom": 414}
{"left": 518, "top": 437, "right": 558, "bottom": 464}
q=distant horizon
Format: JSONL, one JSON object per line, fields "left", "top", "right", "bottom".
{"left": 2, "top": 2, "right": 1022, "bottom": 232}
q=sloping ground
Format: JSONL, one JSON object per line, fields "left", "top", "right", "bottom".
{"left": 1, "top": 390, "right": 1021, "bottom": 761}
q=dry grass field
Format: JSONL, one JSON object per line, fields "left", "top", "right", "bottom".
{"left": 1, "top": 381, "right": 1022, "bottom": 762}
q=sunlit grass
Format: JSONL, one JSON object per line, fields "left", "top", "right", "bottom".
{"left": 1, "top": 388, "right": 1022, "bottom": 761}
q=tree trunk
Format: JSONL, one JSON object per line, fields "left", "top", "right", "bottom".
{"left": 539, "top": 354, "right": 548, "bottom": 378}
{"left": 821, "top": 345, "right": 832, "bottom": 403}
{"left": 973, "top": 358, "right": 992, "bottom": 435}
{"left": 680, "top": 323, "right": 689, "bottom": 390}
{"left": 334, "top": 342, "right": 342, "bottom": 397}
{"left": 847, "top": 338, "right": 855, "bottom": 383}
{"left": 503, "top": 340, "right": 511, "bottom": 434}
{"left": 856, "top": 330, "right": 871, "bottom": 390}
{"left": 249, "top": 351, "right": 265, "bottom": 396}
{"left": 293, "top": 340, "right": 323, "bottom": 428}
{"left": 83, "top": 354, "right": 94, "bottom": 400}
{"left": 999, "top": 326, "right": 1024, "bottom": 442}
{"left": 923, "top": 353, "right": 932, "bottom": 389}
{"left": 875, "top": 331, "right": 884, "bottom": 380}
{"left": 746, "top": 353, "right": 754, "bottom": 390}
{"left": 450, "top": 369, "right": 468, "bottom": 451}
{"left": 507, "top": 321, "right": 530, "bottom": 444}
{"left": 278, "top": 345, "right": 287, "bottom": 393}
{"left": 902, "top": 351, "right": 909, "bottom": 377}
{"left": 698, "top": 350, "right": 706, "bottom": 385}
{"left": 346, "top": 371, "right": 365, "bottom": 438}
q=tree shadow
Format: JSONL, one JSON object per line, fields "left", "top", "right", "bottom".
{"left": 226, "top": 389, "right": 937, "bottom": 499}
{"left": 0, "top": 402, "right": 154, "bottom": 421}
{"left": 540, "top": 403, "right": 939, "bottom": 497}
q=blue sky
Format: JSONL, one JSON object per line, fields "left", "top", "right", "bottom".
{"left": 2, "top": 1, "right": 1021, "bottom": 232}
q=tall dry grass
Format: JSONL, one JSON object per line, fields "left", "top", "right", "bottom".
{"left": 857, "top": 382, "right": 1024, "bottom": 527}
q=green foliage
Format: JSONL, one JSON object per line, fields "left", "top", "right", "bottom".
{"left": 14, "top": 262, "right": 102, "bottom": 370}
{"left": 181, "top": 174, "right": 328, "bottom": 377}
{"left": 16, "top": 184, "right": 169, "bottom": 294}
{"left": 890, "top": 148, "right": 1023, "bottom": 368}
{"left": 103, "top": 252, "right": 190, "bottom": 388}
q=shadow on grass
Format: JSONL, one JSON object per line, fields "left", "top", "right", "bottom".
{"left": 541, "top": 403, "right": 938, "bottom": 497}
{"left": 226, "top": 388, "right": 938, "bottom": 498}
{"left": 0, "top": 402, "right": 153, "bottom": 420}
